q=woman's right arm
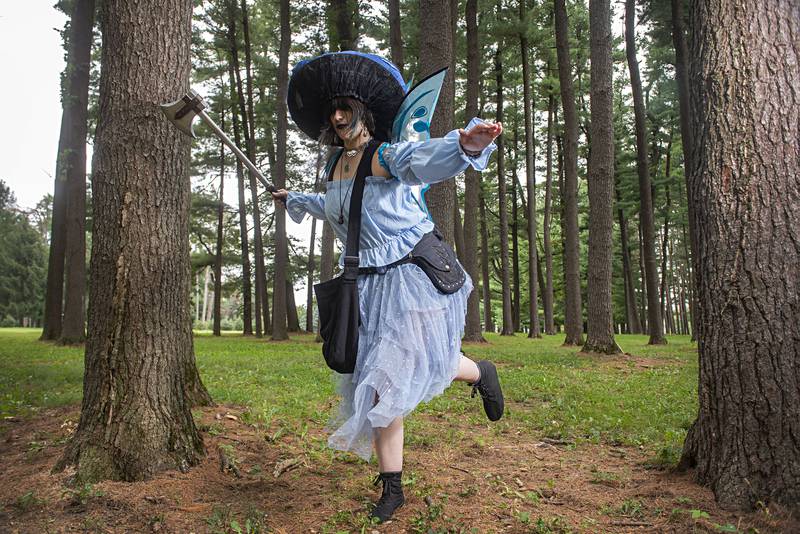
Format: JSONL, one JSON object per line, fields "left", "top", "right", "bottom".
{"left": 272, "top": 189, "right": 326, "bottom": 223}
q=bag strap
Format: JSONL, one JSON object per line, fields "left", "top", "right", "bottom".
{"left": 343, "top": 139, "right": 380, "bottom": 281}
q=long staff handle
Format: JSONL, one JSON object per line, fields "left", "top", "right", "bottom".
{"left": 197, "top": 109, "right": 277, "bottom": 193}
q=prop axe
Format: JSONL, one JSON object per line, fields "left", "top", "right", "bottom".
{"left": 161, "top": 90, "right": 277, "bottom": 193}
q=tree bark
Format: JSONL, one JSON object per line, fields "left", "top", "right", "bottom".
{"left": 480, "top": 194, "right": 494, "bottom": 333}
{"left": 542, "top": 90, "right": 556, "bottom": 335}
{"left": 271, "top": 0, "right": 290, "bottom": 340}
{"left": 511, "top": 157, "right": 521, "bottom": 332}
{"left": 213, "top": 106, "right": 225, "bottom": 337}
{"left": 461, "top": 0, "right": 485, "bottom": 342}
{"left": 616, "top": 185, "right": 642, "bottom": 334}
{"left": 418, "top": 0, "right": 456, "bottom": 244}
{"left": 43, "top": 0, "right": 96, "bottom": 341}
{"left": 625, "top": 0, "right": 665, "bottom": 345}
{"left": 306, "top": 217, "right": 317, "bottom": 333}
{"left": 494, "top": 44, "right": 514, "bottom": 336}
{"left": 54, "top": 0, "right": 209, "bottom": 482}
{"left": 554, "top": 0, "right": 583, "bottom": 345}
{"left": 329, "top": 0, "right": 357, "bottom": 51}
{"left": 671, "top": 0, "right": 698, "bottom": 342}
{"left": 679, "top": 0, "right": 800, "bottom": 511}
{"left": 388, "top": 0, "right": 404, "bottom": 76}
{"left": 520, "top": 3, "right": 540, "bottom": 338}
{"left": 227, "top": 61, "right": 253, "bottom": 336}
{"left": 58, "top": 0, "right": 95, "bottom": 345}
{"left": 582, "top": 0, "right": 620, "bottom": 354}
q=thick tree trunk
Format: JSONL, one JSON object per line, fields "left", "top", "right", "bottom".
{"left": 679, "top": 0, "right": 800, "bottom": 510}
{"left": 271, "top": 0, "right": 290, "bottom": 340}
{"left": 625, "top": 0, "right": 665, "bottom": 345}
{"left": 542, "top": 91, "right": 556, "bottom": 335}
{"left": 286, "top": 280, "right": 301, "bottom": 332}
{"left": 583, "top": 0, "right": 620, "bottom": 354}
{"left": 520, "top": 8, "right": 540, "bottom": 338}
{"left": 329, "top": 0, "right": 357, "bottom": 51}
{"left": 461, "top": 0, "right": 485, "bottom": 342}
{"left": 54, "top": 0, "right": 208, "bottom": 482}
{"left": 418, "top": 0, "right": 456, "bottom": 243}
{"left": 59, "top": 0, "right": 95, "bottom": 345}
{"left": 554, "top": 0, "right": 583, "bottom": 345}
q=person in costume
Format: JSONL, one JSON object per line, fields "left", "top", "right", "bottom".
{"left": 271, "top": 52, "right": 504, "bottom": 523}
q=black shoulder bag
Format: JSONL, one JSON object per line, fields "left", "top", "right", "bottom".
{"left": 313, "top": 140, "right": 379, "bottom": 374}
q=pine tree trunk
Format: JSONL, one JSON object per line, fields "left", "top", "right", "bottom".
{"left": 54, "top": 0, "right": 209, "bottom": 482}
{"left": 511, "top": 160, "right": 521, "bottom": 332}
{"left": 520, "top": 6, "right": 540, "bottom": 338}
{"left": 671, "top": 0, "right": 698, "bottom": 342}
{"left": 494, "top": 46, "right": 514, "bottom": 337}
{"left": 228, "top": 0, "right": 264, "bottom": 337}
{"left": 388, "top": 0, "right": 404, "bottom": 76}
{"left": 43, "top": 0, "right": 96, "bottom": 341}
{"left": 306, "top": 217, "right": 317, "bottom": 333}
{"left": 542, "top": 91, "right": 556, "bottom": 335}
{"left": 227, "top": 64, "right": 253, "bottom": 336}
{"left": 583, "top": 0, "right": 619, "bottom": 354}
{"left": 213, "top": 112, "right": 225, "bottom": 337}
{"left": 418, "top": 0, "right": 455, "bottom": 243}
{"left": 329, "top": 0, "right": 357, "bottom": 50}
{"left": 480, "top": 194, "right": 494, "bottom": 333}
{"left": 58, "top": 0, "right": 95, "bottom": 345}
{"left": 554, "top": 0, "right": 583, "bottom": 345}
{"left": 461, "top": 0, "right": 485, "bottom": 342}
{"left": 617, "top": 186, "right": 642, "bottom": 334}
{"left": 625, "top": 0, "right": 665, "bottom": 345}
{"left": 241, "top": 0, "right": 268, "bottom": 339}
{"left": 271, "top": 0, "right": 290, "bottom": 340}
{"left": 286, "top": 280, "right": 301, "bottom": 332}
{"left": 679, "top": 0, "right": 800, "bottom": 510}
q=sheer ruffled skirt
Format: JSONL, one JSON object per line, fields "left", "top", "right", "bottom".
{"left": 327, "top": 263, "right": 472, "bottom": 460}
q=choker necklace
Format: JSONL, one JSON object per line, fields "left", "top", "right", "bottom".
{"left": 338, "top": 137, "right": 371, "bottom": 224}
{"left": 342, "top": 138, "right": 369, "bottom": 174}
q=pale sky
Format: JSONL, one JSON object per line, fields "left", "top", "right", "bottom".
{"left": 0, "top": 3, "right": 68, "bottom": 208}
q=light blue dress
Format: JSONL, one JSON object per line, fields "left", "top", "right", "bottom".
{"left": 286, "top": 118, "right": 495, "bottom": 460}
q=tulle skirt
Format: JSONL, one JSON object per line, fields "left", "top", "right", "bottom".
{"left": 327, "top": 263, "right": 473, "bottom": 460}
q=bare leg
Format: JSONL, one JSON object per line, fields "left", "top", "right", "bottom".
{"left": 454, "top": 353, "right": 481, "bottom": 383}
{"left": 374, "top": 416, "right": 404, "bottom": 472}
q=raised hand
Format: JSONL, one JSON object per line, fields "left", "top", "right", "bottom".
{"left": 458, "top": 121, "right": 503, "bottom": 154}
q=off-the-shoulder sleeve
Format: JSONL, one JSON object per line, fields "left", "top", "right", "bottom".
{"left": 379, "top": 117, "right": 497, "bottom": 186}
{"left": 286, "top": 192, "right": 326, "bottom": 223}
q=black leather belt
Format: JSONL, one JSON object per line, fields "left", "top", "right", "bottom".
{"left": 358, "top": 254, "right": 414, "bottom": 275}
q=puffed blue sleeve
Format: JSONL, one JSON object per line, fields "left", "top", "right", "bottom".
{"left": 379, "top": 117, "right": 497, "bottom": 186}
{"left": 285, "top": 192, "right": 326, "bottom": 223}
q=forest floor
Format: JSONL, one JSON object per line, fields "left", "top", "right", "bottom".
{"left": 0, "top": 329, "right": 796, "bottom": 533}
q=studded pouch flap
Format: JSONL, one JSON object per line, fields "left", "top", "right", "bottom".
{"left": 411, "top": 228, "right": 466, "bottom": 294}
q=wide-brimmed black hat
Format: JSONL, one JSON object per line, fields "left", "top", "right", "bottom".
{"left": 288, "top": 52, "right": 407, "bottom": 142}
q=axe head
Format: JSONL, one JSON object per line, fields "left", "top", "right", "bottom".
{"left": 161, "top": 89, "right": 206, "bottom": 138}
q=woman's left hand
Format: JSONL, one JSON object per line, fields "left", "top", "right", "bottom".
{"left": 458, "top": 121, "right": 503, "bottom": 153}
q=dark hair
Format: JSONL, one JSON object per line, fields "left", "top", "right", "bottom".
{"left": 317, "top": 96, "right": 375, "bottom": 147}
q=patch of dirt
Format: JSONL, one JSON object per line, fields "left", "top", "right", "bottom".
{"left": 0, "top": 405, "right": 796, "bottom": 533}
{"left": 576, "top": 351, "right": 680, "bottom": 371}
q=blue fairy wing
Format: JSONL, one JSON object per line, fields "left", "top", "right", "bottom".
{"left": 390, "top": 67, "right": 448, "bottom": 144}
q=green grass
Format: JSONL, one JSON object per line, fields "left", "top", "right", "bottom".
{"left": 0, "top": 328, "right": 698, "bottom": 458}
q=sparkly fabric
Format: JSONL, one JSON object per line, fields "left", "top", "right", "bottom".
{"left": 285, "top": 120, "right": 494, "bottom": 459}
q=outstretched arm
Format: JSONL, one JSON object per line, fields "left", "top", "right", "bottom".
{"left": 272, "top": 189, "right": 327, "bottom": 223}
{"left": 376, "top": 118, "right": 503, "bottom": 185}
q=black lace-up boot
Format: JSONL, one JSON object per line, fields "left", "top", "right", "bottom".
{"left": 370, "top": 471, "right": 405, "bottom": 523}
{"left": 470, "top": 360, "right": 505, "bottom": 421}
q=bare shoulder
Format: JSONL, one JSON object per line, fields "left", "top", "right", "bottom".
{"left": 371, "top": 145, "right": 391, "bottom": 178}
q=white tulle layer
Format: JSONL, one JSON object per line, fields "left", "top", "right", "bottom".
{"left": 327, "top": 263, "right": 473, "bottom": 460}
